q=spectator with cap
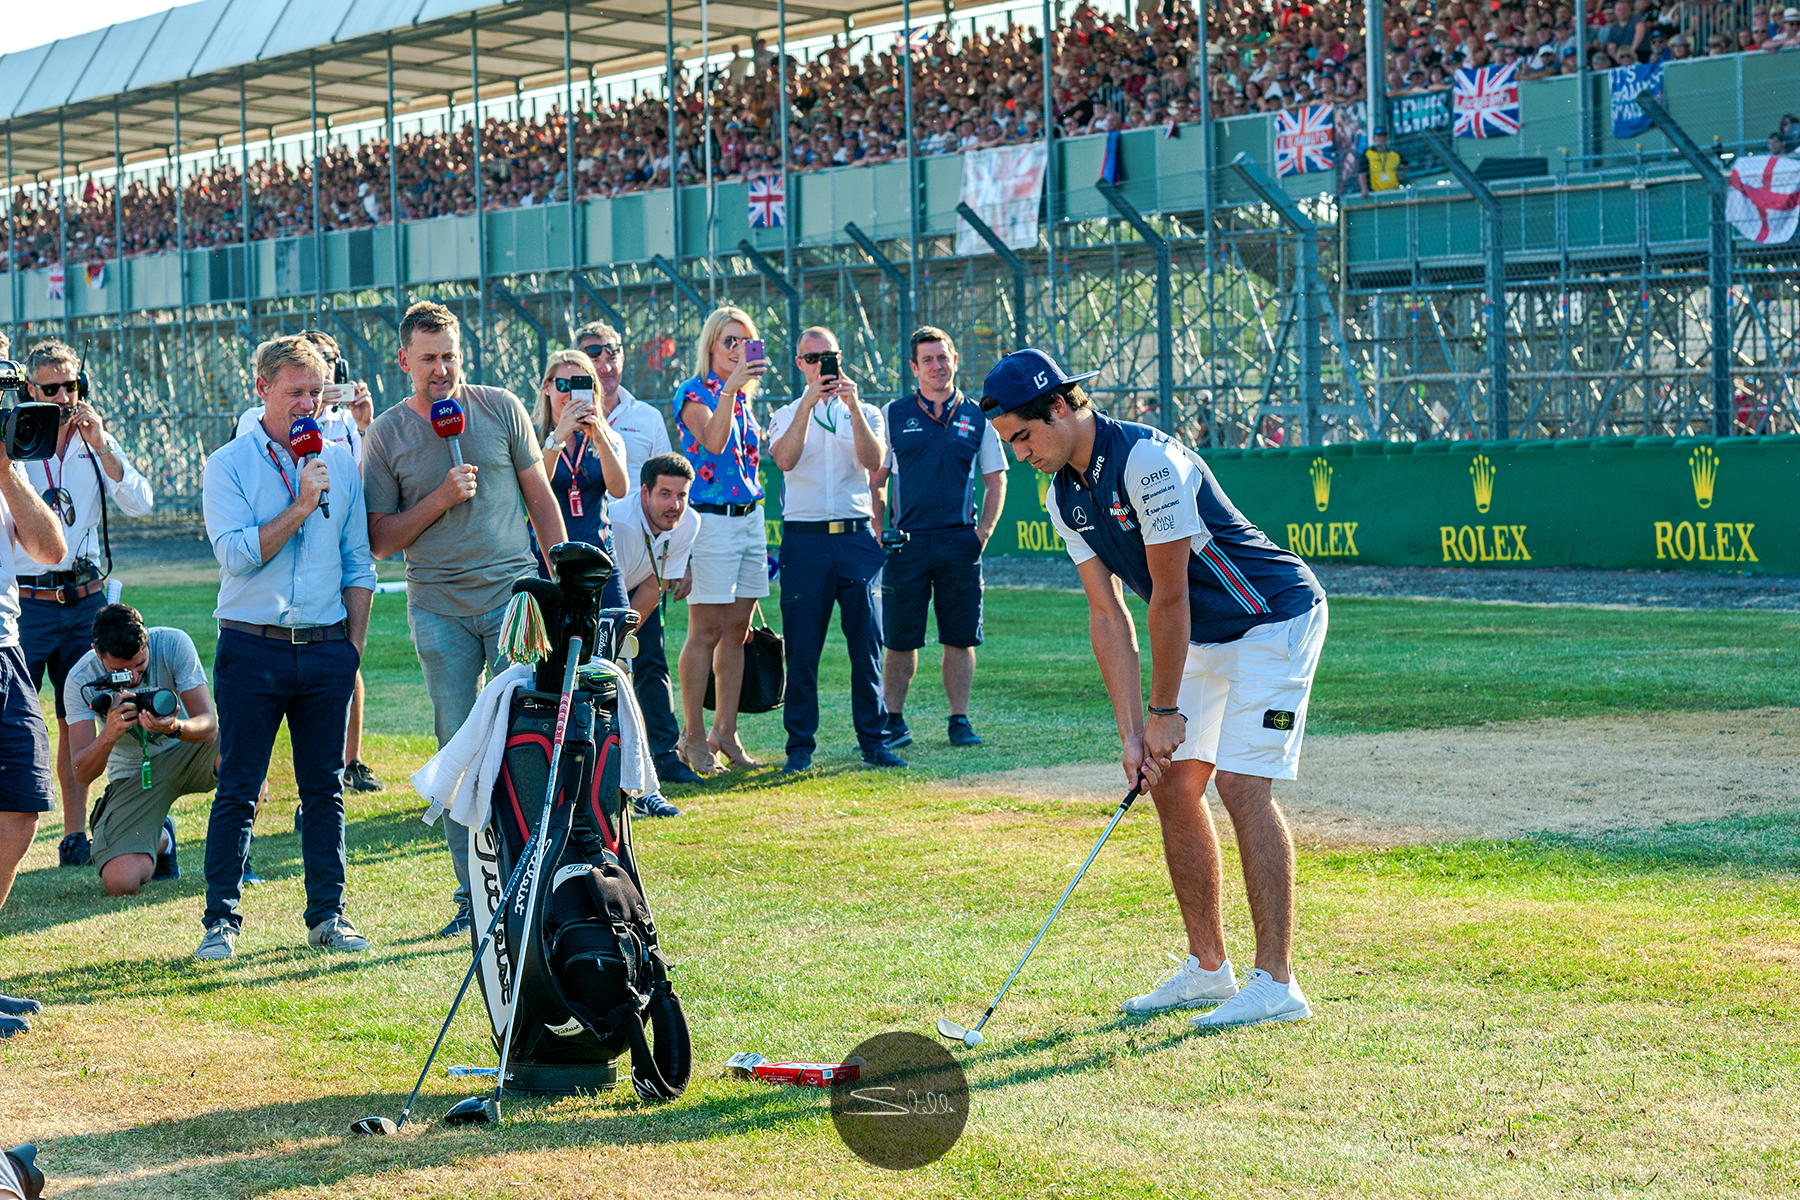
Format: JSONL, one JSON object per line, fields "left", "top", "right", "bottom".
{"left": 197, "top": 335, "right": 376, "bottom": 961}
{"left": 674, "top": 306, "right": 769, "bottom": 777}
{"left": 363, "top": 301, "right": 568, "bottom": 940}
{"left": 609, "top": 452, "right": 703, "bottom": 812}
{"left": 1359, "top": 127, "right": 1403, "bottom": 196}
{"left": 767, "top": 326, "right": 900, "bottom": 775}
{"left": 870, "top": 327, "right": 1006, "bottom": 753}
{"left": 14, "top": 340, "right": 154, "bottom": 869}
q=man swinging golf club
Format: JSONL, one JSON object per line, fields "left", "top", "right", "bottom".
{"left": 981, "top": 350, "right": 1328, "bottom": 1030}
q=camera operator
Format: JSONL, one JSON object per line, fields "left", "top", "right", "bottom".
{"left": 64, "top": 605, "right": 216, "bottom": 897}
{"left": 199, "top": 335, "right": 376, "bottom": 962}
{"left": 572, "top": 320, "right": 671, "bottom": 487}
{"left": 0, "top": 402, "right": 69, "bottom": 1035}
{"left": 766, "top": 327, "right": 900, "bottom": 774}
{"left": 609, "top": 453, "right": 704, "bottom": 809}
{"left": 870, "top": 327, "right": 1006, "bottom": 751}
{"left": 234, "top": 329, "right": 382, "bottom": 796}
{"left": 15, "top": 340, "right": 155, "bottom": 868}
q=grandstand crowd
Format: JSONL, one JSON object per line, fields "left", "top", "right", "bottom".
{"left": 1, "top": 0, "right": 1781, "bottom": 270}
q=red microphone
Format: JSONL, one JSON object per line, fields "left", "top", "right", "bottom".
{"left": 288, "top": 416, "right": 329, "bottom": 519}
{"left": 431, "top": 397, "right": 466, "bottom": 466}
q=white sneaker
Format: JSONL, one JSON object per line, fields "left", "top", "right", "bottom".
{"left": 1189, "top": 968, "right": 1312, "bottom": 1030}
{"left": 307, "top": 915, "right": 372, "bottom": 953}
{"left": 1121, "top": 952, "right": 1240, "bottom": 1015}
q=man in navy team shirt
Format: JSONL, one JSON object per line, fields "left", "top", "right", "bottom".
{"left": 982, "top": 349, "right": 1329, "bottom": 1031}
{"left": 871, "top": 327, "right": 1007, "bottom": 750}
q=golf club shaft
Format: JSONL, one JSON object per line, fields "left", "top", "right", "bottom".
{"left": 493, "top": 636, "right": 584, "bottom": 1112}
{"left": 972, "top": 786, "right": 1140, "bottom": 1034}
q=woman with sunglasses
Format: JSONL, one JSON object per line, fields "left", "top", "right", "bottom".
{"left": 674, "top": 306, "right": 770, "bottom": 775}
{"left": 530, "top": 350, "right": 630, "bottom": 609}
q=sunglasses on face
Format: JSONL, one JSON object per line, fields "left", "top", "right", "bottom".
{"left": 580, "top": 343, "right": 624, "bottom": 360}
{"left": 553, "top": 377, "right": 595, "bottom": 393}
{"left": 799, "top": 352, "right": 841, "bottom": 364}
{"left": 35, "top": 381, "right": 79, "bottom": 398}
{"left": 719, "top": 335, "right": 751, "bottom": 351}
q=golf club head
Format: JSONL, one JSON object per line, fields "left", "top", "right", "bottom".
{"left": 935, "top": 1017, "right": 983, "bottom": 1048}
{"left": 443, "top": 1096, "right": 498, "bottom": 1127}
{"left": 3, "top": 1145, "right": 42, "bottom": 1200}
{"left": 348, "top": 1116, "right": 396, "bottom": 1137}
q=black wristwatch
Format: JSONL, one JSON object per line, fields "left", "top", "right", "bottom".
{"left": 1147, "top": 705, "right": 1184, "bottom": 719}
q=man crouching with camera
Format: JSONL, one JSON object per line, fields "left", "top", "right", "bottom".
{"left": 64, "top": 604, "right": 216, "bottom": 897}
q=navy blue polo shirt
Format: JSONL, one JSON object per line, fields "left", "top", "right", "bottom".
{"left": 881, "top": 391, "right": 1007, "bottom": 532}
{"left": 1045, "top": 413, "right": 1322, "bottom": 644}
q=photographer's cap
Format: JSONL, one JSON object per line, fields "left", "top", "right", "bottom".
{"left": 980, "top": 349, "right": 1099, "bottom": 416}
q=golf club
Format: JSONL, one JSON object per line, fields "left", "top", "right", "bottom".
{"left": 349, "top": 635, "right": 585, "bottom": 1137}
{"left": 489, "top": 634, "right": 586, "bottom": 1125}
{"left": 937, "top": 785, "right": 1142, "bottom": 1049}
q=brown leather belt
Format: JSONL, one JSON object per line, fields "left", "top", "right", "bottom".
{"left": 17, "top": 580, "right": 104, "bottom": 604}
{"left": 220, "top": 619, "right": 348, "bottom": 644}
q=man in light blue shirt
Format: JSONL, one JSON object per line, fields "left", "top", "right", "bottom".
{"left": 196, "top": 335, "right": 377, "bottom": 962}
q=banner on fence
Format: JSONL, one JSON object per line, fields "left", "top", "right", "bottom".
{"left": 748, "top": 174, "right": 784, "bottom": 228}
{"left": 1454, "top": 60, "right": 1520, "bottom": 138}
{"left": 956, "top": 142, "right": 1048, "bottom": 255}
{"left": 1391, "top": 90, "right": 1452, "bottom": 135}
{"left": 1728, "top": 153, "right": 1800, "bottom": 243}
{"left": 1275, "top": 103, "right": 1335, "bottom": 176}
{"left": 46, "top": 264, "right": 64, "bottom": 301}
{"left": 1610, "top": 62, "right": 1665, "bottom": 138}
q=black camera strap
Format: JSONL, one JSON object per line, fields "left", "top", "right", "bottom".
{"left": 87, "top": 440, "right": 114, "bottom": 584}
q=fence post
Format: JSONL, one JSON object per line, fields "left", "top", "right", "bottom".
{"left": 953, "top": 203, "right": 1028, "bottom": 350}
{"left": 1225, "top": 155, "right": 1322, "bottom": 446}
{"left": 1094, "top": 181, "right": 1173, "bottom": 432}
{"left": 1419, "top": 130, "right": 1509, "bottom": 439}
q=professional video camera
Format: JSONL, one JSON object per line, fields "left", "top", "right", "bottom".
{"left": 0, "top": 360, "right": 60, "bottom": 461}
{"left": 79, "top": 671, "right": 178, "bottom": 720}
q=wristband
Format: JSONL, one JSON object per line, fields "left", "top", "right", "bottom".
{"left": 102, "top": 435, "right": 122, "bottom": 455}
{"left": 1147, "top": 705, "right": 1184, "bottom": 718}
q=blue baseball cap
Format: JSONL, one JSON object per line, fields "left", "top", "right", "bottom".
{"left": 980, "top": 349, "right": 1100, "bottom": 416}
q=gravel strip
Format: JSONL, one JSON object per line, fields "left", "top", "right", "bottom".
{"left": 985, "top": 556, "right": 1800, "bottom": 611}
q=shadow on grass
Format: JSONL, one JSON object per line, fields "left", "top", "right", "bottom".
{"left": 1524, "top": 811, "right": 1800, "bottom": 874}
{"left": 41, "top": 1084, "right": 826, "bottom": 1198}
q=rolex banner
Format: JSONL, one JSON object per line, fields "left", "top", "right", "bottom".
{"left": 976, "top": 437, "right": 1800, "bottom": 574}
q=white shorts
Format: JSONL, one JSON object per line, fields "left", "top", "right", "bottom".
{"left": 686, "top": 508, "right": 771, "bottom": 605}
{"left": 1173, "top": 601, "right": 1328, "bottom": 781}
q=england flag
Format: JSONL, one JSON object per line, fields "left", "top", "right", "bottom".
{"left": 748, "top": 174, "right": 784, "bottom": 228}
{"left": 1274, "top": 104, "right": 1335, "bottom": 177}
{"left": 1454, "top": 60, "right": 1520, "bottom": 138}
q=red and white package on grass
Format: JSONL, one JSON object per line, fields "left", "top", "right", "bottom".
{"left": 753, "top": 1060, "right": 860, "bottom": 1087}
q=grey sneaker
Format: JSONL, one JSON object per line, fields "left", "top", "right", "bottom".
{"left": 195, "top": 921, "right": 238, "bottom": 961}
{"left": 307, "top": 915, "right": 372, "bottom": 953}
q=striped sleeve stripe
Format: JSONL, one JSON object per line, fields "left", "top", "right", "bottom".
{"left": 1198, "top": 541, "right": 1270, "bottom": 615}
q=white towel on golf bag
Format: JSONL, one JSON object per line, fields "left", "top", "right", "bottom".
{"left": 413, "top": 659, "right": 657, "bottom": 832}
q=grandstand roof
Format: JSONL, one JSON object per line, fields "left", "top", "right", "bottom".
{"left": 2, "top": 0, "right": 934, "bottom": 184}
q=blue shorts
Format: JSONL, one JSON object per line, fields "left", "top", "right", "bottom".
{"left": 0, "top": 644, "right": 55, "bottom": 814}
{"left": 879, "top": 527, "right": 985, "bottom": 651}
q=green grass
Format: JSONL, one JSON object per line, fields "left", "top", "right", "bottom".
{"left": 7, "top": 582, "right": 1799, "bottom": 1197}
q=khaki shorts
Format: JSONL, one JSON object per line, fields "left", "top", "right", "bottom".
{"left": 90, "top": 739, "right": 218, "bottom": 869}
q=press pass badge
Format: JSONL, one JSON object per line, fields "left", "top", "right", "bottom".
{"left": 568, "top": 485, "right": 584, "bottom": 518}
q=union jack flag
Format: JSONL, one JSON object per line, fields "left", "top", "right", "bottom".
{"left": 1273, "top": 104, "right": 1335, "bottom": 177}
{"left": 748, "top": 174, "right": 784, "bottom": 228}
{"left": 1453, "top": 60, "right": 1520, "bottom": 139}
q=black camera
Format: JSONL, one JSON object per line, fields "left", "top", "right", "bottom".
{"left": 81, "top": 670, "right": 178, "bottom": 720}
{"left": 879, "top": 528, "right": 911, "bottom": 554}
{"left": 333, "top": 358, "right": 350, "bottom": 386}
{"left": 0, "top": 360, "right": 61, "bottom": 461}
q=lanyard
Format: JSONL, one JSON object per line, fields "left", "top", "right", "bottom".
{"left": 266, "top": 445, "right": 297, "bottom": 501}
{"left": 643, "top": 529, "right": 671, "bottom": 616}
{"left": 558, "top": 431, "right": 589, "bottom": 482}
{"left": 916, "top": 389, "right": 961, "bottom": 427}
{"left": 811, "top": 399, "right": 839, "bottom": 436}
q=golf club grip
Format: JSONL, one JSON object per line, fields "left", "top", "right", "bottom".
{"left": 980, "top": 789, "right": 1139, "bottom": 1023}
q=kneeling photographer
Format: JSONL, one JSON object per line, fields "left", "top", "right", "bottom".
{"left": 65, "top": 605, "right": 216, "bottom": 897}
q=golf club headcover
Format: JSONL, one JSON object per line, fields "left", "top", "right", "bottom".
{"left": 3, "top": 1144, "right": 42, "bottom": 1200}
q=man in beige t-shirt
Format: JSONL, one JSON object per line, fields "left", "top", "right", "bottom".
{"left": 363, "top": 301, "right": 567, "bottom": 937}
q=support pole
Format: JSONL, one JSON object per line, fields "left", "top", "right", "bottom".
{"left": 5, "top": 128, "right": 14, "bottom": 351}
{"left": 311, "top": 62, "right": 323, "bottom": 328}
{"left": 666, "top": 0, "right": 682, "bottom": 337}
{"left": 1095, "top": 181, "right": 1173, "bottom": 433}
{"left": 779, "top": 0, "right": 795, "bottom": 347}
{"left": 954, "top": 203, "right": 1027, "bottom": 349}
{"left": 1197, "top": 0, "right": 1212, "bottom": 261}
{"left": 241, "top": 76, "right": 252, "bottom": 340}
{"left": 565, "top": 2, "right": 578, "bottom": 331}
{"left": 702, "top": 0, "right": 715, "bottom": 305}
{"left": 115, "top": 103, "right": 126, "bottom": 384}
{"left": 1419, "top": 131, "right": 1508, "bottom": 438}
{"left": 58, "top": 113, "right": 68, "bottom": 340}
{"left": 1042, "top": 0, "right": 1056, "bottom": 350}
{"left": 388, "top": 41, "right": 404, "bottom": 335}
{"left": 1365, "top": 0, "right": 1385, "bottom": 138}
{"left": 472, "top": 17, "right": 487, "bottom": 383}
{"left": 737, "top": 238, "right": 802, "bottom": 392}
{"left": 1227, "top": 154, "right": 1322, "bottom": 445}
{"left": 1575, "top": 0, "right": 1588, "bottom": 161}
{"left": 903, "top": 0, "right": 918, "bottom": 330}
{"left": 844, "top": 222, "right": 910, "bottom": 373}
{"left": 175, "top": 90, "right": 189, "bottom": 378}
{"left": 1638, "top": 97, "right": 1731, "bottom": 436}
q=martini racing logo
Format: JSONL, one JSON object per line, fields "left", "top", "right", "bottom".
{"left": 952, "top": 415, "right": 976, "bottom": 436}
{"left": 1109, "top": 491, "right": 1136, "bottom": 531}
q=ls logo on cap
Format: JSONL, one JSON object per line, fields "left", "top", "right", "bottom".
{"left": 1033, "top": 372, "right": 1048, "bottom": 388}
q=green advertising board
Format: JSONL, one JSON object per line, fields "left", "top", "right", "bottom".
{"left": 756, "top": 434, "right": 1797, "bottom": 575}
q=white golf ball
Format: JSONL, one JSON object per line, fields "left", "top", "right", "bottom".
{"left": 964, "top": 1030, "right": 983, "bottom": 1048}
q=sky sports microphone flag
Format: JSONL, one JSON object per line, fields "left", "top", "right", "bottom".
{"left": 289, "top": 416, "right": 330, "bottom": 519}
{"left": 431, "top": 397, "right": 466, "bottom": 466}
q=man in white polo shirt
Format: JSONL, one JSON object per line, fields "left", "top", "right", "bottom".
{"left": 610, "top": 452, "right": 703, "bottom": 812}
{"left": 766, "top": 326, "right": 899, "bottom": 775}
{"left": 573, "top": 320, "right": 670, "bottom": 487}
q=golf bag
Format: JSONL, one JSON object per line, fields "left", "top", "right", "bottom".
{"left": 469, "top": 542, "right": 693, "bottom": 1099}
